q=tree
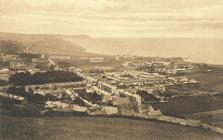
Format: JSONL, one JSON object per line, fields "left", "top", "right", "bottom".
{"left": 9, "top": 70, "right": 83, "bottom": 85}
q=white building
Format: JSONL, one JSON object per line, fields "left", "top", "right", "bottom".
{"left": 90, "top": 57, "right": 105, "bottom": 63}
{"left": 101, "top": 106, "right": 118, "bottom": 115}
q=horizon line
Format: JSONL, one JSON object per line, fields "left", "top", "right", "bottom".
{"left": 1, "top": 31, "right": 223, "bottom": 39}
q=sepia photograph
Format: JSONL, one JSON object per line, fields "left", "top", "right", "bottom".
{"left": 0, "top": 0, "right": 223, "bottom": 140}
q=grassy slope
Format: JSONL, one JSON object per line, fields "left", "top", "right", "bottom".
{"left": 187, "top": 66, "right": 223, "bottom": 93}
{"left": 180, "top": 109, "right": 223, "bottom": 128}
{"left": 0, "top": 40, "right": 25, "bottom": 54}
{"left": 1, "top": 115, "right": 222, "bottom": 140}
{"left": 0, "top": 32, "right": 96, "bottom": 56}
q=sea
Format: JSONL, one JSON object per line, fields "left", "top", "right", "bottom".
{"left": 67, "top": 38, "right": 223, "bottom": 65}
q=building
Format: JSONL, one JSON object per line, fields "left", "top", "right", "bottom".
{"left": 2, "top": 54, "right": 19, "bottom": 62}
{"left": 72, "top": 105, "right": 87, "bottom": 112}
{"left": 45, "top": 101, "right": 69, "bottom": 110}
{"left": 0, "top": 73, "right": 10, "bottom": 81}
{"left": 0, "top": 68, "right": 10, "bottom": 81}
{"left": 113, "top": 97, "right": 130, "bottom": 106}
{"left": 0, "top": 92, "right": 25, "bottom": 102}
{"left": 90, "top": 57, "right": 105, "bottom": 63}
{"left": 9, "top": 61, "right": 27, "bottom": 69}
{"left": 101, "top": 106, "right": 118, "bottom": 115}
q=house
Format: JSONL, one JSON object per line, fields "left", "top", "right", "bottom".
{"left": 0, "top": 92, "right": 25, "bottom": 102}
{"left": 72, "top": 105, "right": 87, "bottom": 112}
{"left": 0, "top": 68, "right": 10, "bottom": 81}
{"left": 32, "top": 58, "right": 38, "bottom": 63}
{"left": 90, "top": 57, "right": 105, "bottom": 63}
{"left": 45, "top": 101, "right": 69, "bottom": 109}
{"left": 9, "top": 61, "right": 25, "bottom": 69}
{"left": 2, "top": 54, "right": 19, "bottom": 61}
{"left": 139, "top": 105, "right": 161, "bottom": 116}
{"left": 147, "top": 106, "right": 162, "bottom": 116}
{"left": 113, "top": 97, "right": 130, "bottom": 106}
{"left": 189, "top": 79, "right": 197, "bottom": 84}
{"left": 153, "top": 85, "right": 166, "bottom": 93}
{"left": 101, "top": 106, "right": 118, "bottom": 115}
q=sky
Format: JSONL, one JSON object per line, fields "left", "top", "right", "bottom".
{"left": 0, "top": 0, "right": 223, "bottom": 37}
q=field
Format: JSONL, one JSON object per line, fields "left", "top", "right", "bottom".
{"left": 151, "top": 66, "right": 223, "bottom": 130}
{"left": 180, "top": 109, "right": 223, "bottom": 128}
{"left": 1, "top": 115, "right": 223, "bottom": 140}
{"left": 153, "top": 95, "right": 223, "bottom": 116}
{"left": 187, "top": 65, "right": 223, "bottom": 93}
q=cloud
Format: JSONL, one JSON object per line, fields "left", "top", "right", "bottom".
{"left": 0, "top": 0, "right": 223, "bottom": 37}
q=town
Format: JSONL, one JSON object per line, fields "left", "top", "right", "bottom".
{"left": 1, "top": 0, "right": 223, "bottom": 139}
{"left": 0, "top": 48, "right": 208, "bottom": 115}
{"left": 1, "top": 43, "right": 223, "bottom": 135}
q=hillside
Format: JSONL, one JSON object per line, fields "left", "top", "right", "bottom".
{"left": 0, "top": 32, "right": 92, "bottom": 56}
{"left": 0, "top": 40, "right": 25, "bottom": 54}
{"left": 29, "top": 37, "right": 85, "bottom": 55}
